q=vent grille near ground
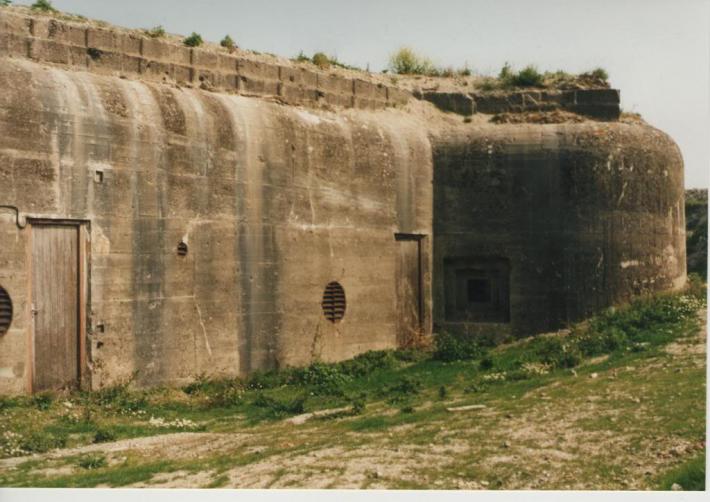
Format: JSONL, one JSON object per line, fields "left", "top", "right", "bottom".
{"left": 322, "top": 281, "right": 346, "bottom": 323}
{"left": 0, "top": 286, "right": 12, "bottom": 335}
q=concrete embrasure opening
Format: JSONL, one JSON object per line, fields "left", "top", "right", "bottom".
{"left": 444, "top": 257, "right": 511, "bottom": 323}
{"left": 322, "top": 282, "right": 346, "bottom": 323}
{"left": 467, "top": 278, "right": 491, "bottom": 303}
{"left": 0, "top": 285, "right": 12, "bottom": 335}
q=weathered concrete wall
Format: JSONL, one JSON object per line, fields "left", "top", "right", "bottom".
{"left": 0, "top": 8, "right": 410, "bottom": 111}
{"left": 0, "top": 57, "right": 432, "bottom": 392}
{"left": 432, "top": 122, "right": 686, "bottom": 338}
{"left": 421, "top": 89, "right": 621, "bottom": 120}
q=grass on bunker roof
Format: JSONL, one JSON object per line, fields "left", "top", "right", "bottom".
{"left": 0, "top": 279, "right": 706, "bottom": 489}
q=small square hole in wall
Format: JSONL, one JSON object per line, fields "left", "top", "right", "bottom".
{"left": 177, "top": 241, "right": 188, "bottom": 256}
{"left": 94, "top": 170, "right": 104, "bottom": 183}
{"left": 467, "top": 278, "right": 491, "bottom": 303}
{"left": 444, "top": 257, "right": 510, "bottom": 323}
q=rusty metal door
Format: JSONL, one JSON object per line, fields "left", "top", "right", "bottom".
{"left": 395, "top": 234, "right": 423, "bottom": 346}
{"left": 31, "top": 224, "right": 81, "bottom": 391}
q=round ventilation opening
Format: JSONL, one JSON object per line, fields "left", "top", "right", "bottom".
{"left": 0, "top": 286, "right": 12, "bottom": 335}
{"left": 322, "top": 281, "right": 346, "bottom": 323}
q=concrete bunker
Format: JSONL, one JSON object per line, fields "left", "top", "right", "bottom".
{"left": 0, "top": 7, "right": 686, "bottom": 393}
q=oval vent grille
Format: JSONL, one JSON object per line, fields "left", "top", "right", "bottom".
{"left": 321, "top": 281, "right": 346, "bottom": 323}
{"left": 0, "top": 286, "right": 12, "bottom": 335}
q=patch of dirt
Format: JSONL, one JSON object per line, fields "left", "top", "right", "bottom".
{"left": 581, "top": 354, "right": 610, "bottom": 366}
{"left": 131, "top": 469, "right": 217, "bottom": 488}
{"left": 665, "top": 309, "right": 706, "bottom": 356}
{"left": 33, "top": 465, "right": 75, "bottom": 478}
{"left": 286, "top": 406, "right": 352, "bottom": 425}
{"left": 0, "top": 432, "right": 246, "bottom": 470}
{"left": 152, "top": 440, "right": 473, "bottom": 489}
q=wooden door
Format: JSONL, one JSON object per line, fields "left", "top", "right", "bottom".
{"left": 395, "top": 235, "right": 422, "bottom": 346}
{"left": 31, "top": 224, "right": 81, "bottom": 391}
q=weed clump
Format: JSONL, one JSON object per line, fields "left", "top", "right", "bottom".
{"left": 183, "top": 32, "right": 203, "bottom": 47}
{"left": 91, "top": 376, "right": 146, "bottom": 412}
{"left": 388, "top": 47, "right": 469, "bottom": 76}
{"left": 220, "top": 35, "right": 235, "bottom": 51}
{"left": 145, "top": 25, "right": 166, "bottom": 38}
{"left": 0, "top": 1, "right": 12, "bottom": 8}
{"left": 514, "top": 65, "right": 544, "bottom": 87}
{"left": 433, "top": 332, "right": 486, "bottom": 362}
{"left": 581, "top": 67, "right": 609, "bottom": 82}
{"left": 293, "top": 51, "right": 360, "bottom": 71}
{"left": 76, "top": 453, "right": 107, "bottom": 470}
{"left": 93, "top": 427, "right": 117, "bottom": 444}
{"left": 380, "top": 376, "right": 422, "bottom": 403}
{"left": 0, "top": 396, "right": 19, "bottom": 410}
{"left": 290, "top": 363, "right": 351, "bottom": 396}
{"left": 498, "top": 63, "right": 544, "bottom": 88}
{"left": 183, "top": 375, "right": 244, "bottom": 407}
{"left": 311, "top": 52, "right": 331, "bottom": 69}
{"left": 252, "top": 393, "right": 305, "bottom": 418}
{"left": 479, "top": 356, "right": 494, "bottom": 370}
{"left": 20, "top": 431, "right": 66, "bottom": 453}
{"left": 388, "top": 47, "right": 435, "bottom": 75}
{"left": 31, "top": 0, "right": 56, "bottom": 12}
{"left": 531, "top": 337, "right": 582, "bottom": 369}
{"left": 294, "top": 51, "right": 310, "bottom": 63}
{"left": 31, "top": 392, "right": 53, "bottom": 411}
{"left": 246, "top": 370, "right": 288, "bottom": 390}
{"left": 339, "top": 350, "right": 400, "bottom": 377}
{"left": 392, "top": 348, "right": 428, "bottom": 363}
{"left": 351, "top": 398, "right": 366, "bottom": 415}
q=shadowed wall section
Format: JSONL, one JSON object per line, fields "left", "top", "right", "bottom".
{"left": 432, "top": 123, "right": 686, "bottom": 338}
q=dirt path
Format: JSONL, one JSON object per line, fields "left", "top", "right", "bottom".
{"left": 0, "top": 433, "right": 243, "bottom": 470}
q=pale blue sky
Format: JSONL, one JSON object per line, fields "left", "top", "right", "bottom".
{"left": 14, "top": 0, "right": 710, "bottom": 188}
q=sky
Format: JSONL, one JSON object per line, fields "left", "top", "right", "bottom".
{"left": 13, "top": 0, "right": 710, "bottom": 188}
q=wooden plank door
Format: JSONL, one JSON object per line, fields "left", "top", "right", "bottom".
{"left": 31, "top": 224, "right": 81, "bottom": 391}
{"left": 395, "top": 234, "right": 422, "bottom": 346}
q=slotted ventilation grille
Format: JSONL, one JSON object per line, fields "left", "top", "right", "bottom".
{"left": 177, "top": 241, "right": 188, "bottom": 256}
{"left": 0, "top": 286, "right": 12, "bottom": 335}
{"left": 321, "top": 281, "right": 346, "bottom": 323}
